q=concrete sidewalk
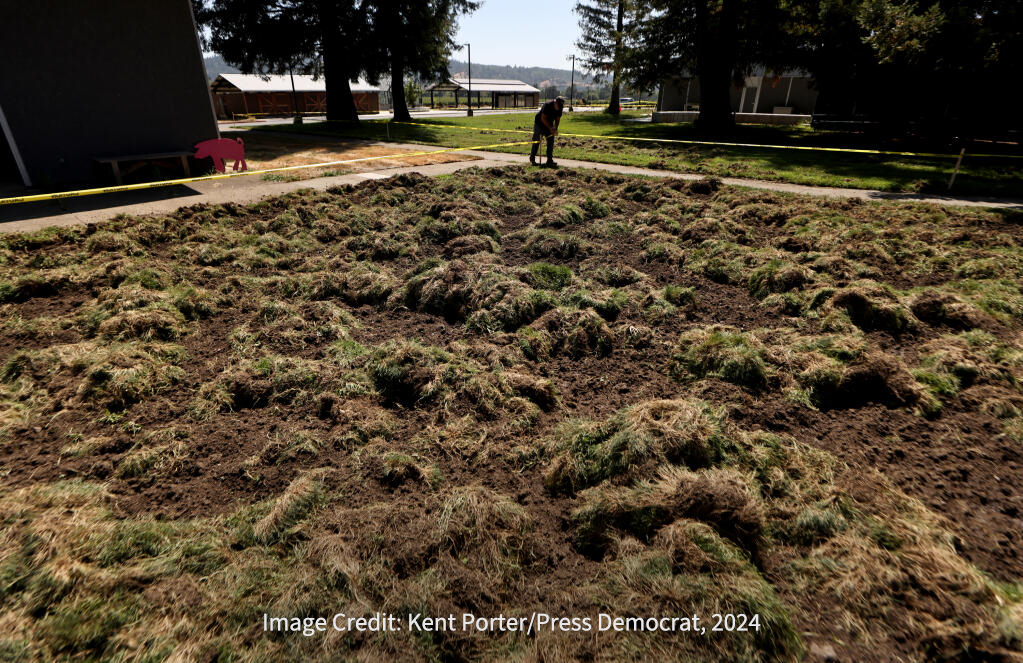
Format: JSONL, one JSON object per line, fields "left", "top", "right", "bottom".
{"left": 3, "top": 143, "right": 1021, "bottom": 234}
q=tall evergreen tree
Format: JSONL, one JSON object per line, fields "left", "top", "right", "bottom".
{"left": 628, "top": 0, "right": 784, "bottom": 130}
{"left": 785, "top": 0, "right": 1022, "bottom": 131}
{"left": 575, "top": 0, "right": 636, "bottom": 115}
{"left": 194, "top": 0, "right": 371, "bottom": 122}
{"left": 366, "top": 0, "right": 479, "bottom": 122}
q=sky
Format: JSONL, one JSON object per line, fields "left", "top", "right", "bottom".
{"left": 452, "top": 0, "right": 583, "bottom": 69}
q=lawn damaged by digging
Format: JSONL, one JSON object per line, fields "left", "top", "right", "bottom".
{"left": 1, "top": 166, "right": 1022, "bottom": 662}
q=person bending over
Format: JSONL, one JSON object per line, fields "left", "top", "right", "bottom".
{"left": 530, "top": 96, "right": 565, "bottom": 167}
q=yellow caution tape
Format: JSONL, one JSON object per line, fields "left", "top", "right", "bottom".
{"left": 389, "top": 120, "right": 1022, "bottom": 159}
{"left": 0, "top": 139, "right": 538, "bottom": 206}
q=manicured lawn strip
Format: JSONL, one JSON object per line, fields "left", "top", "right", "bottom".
{"left": 249, "top": 112, "right": 1023, "bottom": 197}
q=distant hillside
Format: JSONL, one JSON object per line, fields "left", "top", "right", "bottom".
{"left": 447, "top": 59, "right": 597, "bottom": 89}
{"left": 203, "top": 53, "right": 609, "bottom": 93}
{"left": 203, "top": 54, "right": 239, "bottom": 81}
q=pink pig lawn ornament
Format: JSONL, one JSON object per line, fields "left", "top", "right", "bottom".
{"left": 194, "top": 137, "right": 248, "bottom": 173}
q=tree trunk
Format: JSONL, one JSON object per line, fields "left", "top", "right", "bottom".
{"left": 693, "top": 0, "right": 736, "bottom": 131}
{"left": 695, "top": 64, "right": 734, "bottom": 131}
{"left": 321, "top": 1, "right": 359, "bottom": 122}
{"left": 607, "top": 0, "right": 624, "bottom": 115}
{"left": 390, "top": 45, "right": 412, "bottom": 122}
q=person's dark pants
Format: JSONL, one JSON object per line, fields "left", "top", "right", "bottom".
{"left": 530, "top": 120, "right": 554, "bottom": 162}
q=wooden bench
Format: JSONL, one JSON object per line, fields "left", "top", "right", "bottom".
{"left": 96, "top": 151, "right": 192, "bottom": 185}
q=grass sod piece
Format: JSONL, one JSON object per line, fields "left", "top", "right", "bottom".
{"left": 672, "top": 326, "right": 771, "bottom": 390}
{"left": 543, "top": 399, "right": 733, "bottom": 493}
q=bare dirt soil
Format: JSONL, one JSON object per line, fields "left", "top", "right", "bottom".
{"left": 228, "top": 130, "right": 479, "bottom": 181}
{"left": 1, "top": 166, "right": 1021, "bottom": 662}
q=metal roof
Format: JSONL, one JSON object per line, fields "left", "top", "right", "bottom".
{"left": 426, "top": 77, "right": 539, "bottom": 94}
{"left": 212, "top": 73, "right": 380, "bottom": 93}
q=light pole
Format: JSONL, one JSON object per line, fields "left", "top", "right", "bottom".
{"left": 464, "top": 43, "right": 473, "bottom": 117}
{"left": 567, "top": 54, "right": 576, "bottom": 112}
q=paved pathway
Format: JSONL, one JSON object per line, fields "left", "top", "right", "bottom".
{"left": 3, "top": 141, "right": 1020, "bottom": 234}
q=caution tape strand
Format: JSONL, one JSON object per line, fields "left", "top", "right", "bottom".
{"left": 4, "top": 115, "right": 1018, "bottom": 206}
{"left": 0, "top": 139, "right": 538, "bottom": 206}
{"left": 388, "top": 120, "right": 1022, "bottom": 160}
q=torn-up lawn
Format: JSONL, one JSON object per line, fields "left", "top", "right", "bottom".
{"left": 1, "top": 166, "right": 1022, "bottom": 662}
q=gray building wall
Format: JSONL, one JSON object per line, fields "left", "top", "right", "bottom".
{"left": 0, "top": 0, "right": 219, "bottom": 186}
{"left": 660, "top": 75, "right": 818, "bottom": 115}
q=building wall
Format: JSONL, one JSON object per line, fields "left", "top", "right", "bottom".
{"left": 494, "top": 92, "right": 539, "bottom": 108}
{"left": 659, "top": 76, "right": 819, "bottom": 116}
{"left": 213, "top": 91, "right": 380, "bottom": 119}
{"left": 0, "top": 0, "right": 218, "bottom": 185}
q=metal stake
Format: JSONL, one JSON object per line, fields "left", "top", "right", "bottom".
{"left": 948, "top": 147, "right": 966, "bottom": 191}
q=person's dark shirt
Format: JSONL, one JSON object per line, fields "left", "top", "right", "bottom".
{"left": 535, "top": 100, "right": 563, "bottom": 125}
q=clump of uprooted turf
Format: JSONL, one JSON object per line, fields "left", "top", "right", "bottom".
{"left": 543, "top": 399, "right": 1022, "bottom": 662}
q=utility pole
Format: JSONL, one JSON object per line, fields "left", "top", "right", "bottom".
{"left": 466, "top": 43, "right": 473, "bottom": 117}
{"left": 568, "top": 54, "right": 576, "bottom": 112}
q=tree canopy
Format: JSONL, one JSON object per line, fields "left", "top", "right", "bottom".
{"left": 195, "top": 0, "right": 478, "bottom": 123}
{"left": 607, "top": 0, "right": 1021, "bottom": 133}
{"left": 367, "top": 0, "right": 479, "bottom": 122}
{"left": 575, "top": 0, "right": 642, "bottom": 114}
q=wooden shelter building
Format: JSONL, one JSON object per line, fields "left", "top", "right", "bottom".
{"left": 425, "top": 78, "right": 540, "bottom": 109}
{"left": 210, "top": 74, "right": 380, "bottom": 119}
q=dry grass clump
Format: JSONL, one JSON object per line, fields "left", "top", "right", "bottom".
{"left": 0, "top": 481, "right": 231, "bottom": 660}
{"left": 796, "top": 350, "right": 924, "bottom": 411}
{"left": 572, "top": 466, "right": 764, "bottom": 557}
{"left": 681, "top": 239, "right": 751, "bottom": 285}
{"left": 399, "top": 258, "right": 555, "bottom": 331}
{"left": 113, "top": 431, "right": 190, "bottom": 480}
{"left": 252, "top": 470, "right": 328, "bottom": 544}
{"left": 538, "top": 201, "right": 585, "bottom": 228}
{"left": 309, "top": 261, "right": 397, "bottom": 305}
{"left": 246, "top": 299, "right": 353, "bottom": 350}
{"left": 517, "top": 307, "right": 614, "bottom": 361}
{"left": 0, "top": 270, "right": 74, "bottom": 303}
{"left": 747, "top": 259, "right": 812, "bottom": 300}
{"left": 543, "top": 399, "right": 731, "bottom": 493}
{"left": 672, "top": 326, "right": 771, "bottom": 390}
{"left": 31, "top": 342, "right": 186, "bottom": 412}
{"left": 437, "top": 485, "right": 533, "bottom": 573}
{"left": 367, "top": 340, "right": 465, "bottom": 405}
{"left": 366, "top": 339, "right": 553, "bottom": 416}
{"left": 796, "top": 488, "right": 1023, "bottom": 659}
{"left": 909, "top": 331, "right": 1023, "bottom": 415}
{"left": 443, "top": 233, "right": 499, "bottom": 257}
{"left": 592, "top": 523, "right": 802, "bottom": 661}
{"left": 909, "top": 290, "right": 987, "bottom": 330}
{"left": 826, "top": 281, "right": 915, "bottom": 334}
{"left": 588, "top": 261, "right": 645, "bottom": 287}
{"left": 96, "top": 308, "right": 186, "bottom": 342}
{"left": 678, "top": 216, "right": 752, "bottom": 244}
{"left": 555, "top": 394, "right": 1023, "bottom": 659}
{"left": 522, "top": 228, "right": 587, "bottom": 259}
{"left": 415, "top": 200, "right": 499, "bottom": 244}
{"left": 192, "top": 354, "right": 325, "bottom": 417}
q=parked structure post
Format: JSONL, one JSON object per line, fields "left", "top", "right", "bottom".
{"left": 289, "top": 66, "right": 302, "bottom": 124}
{"left": 466, "top": 43, "right": 473, "bottom": 117}
{"left": 568, "top": 54, "right": 576, "bottom": 112}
